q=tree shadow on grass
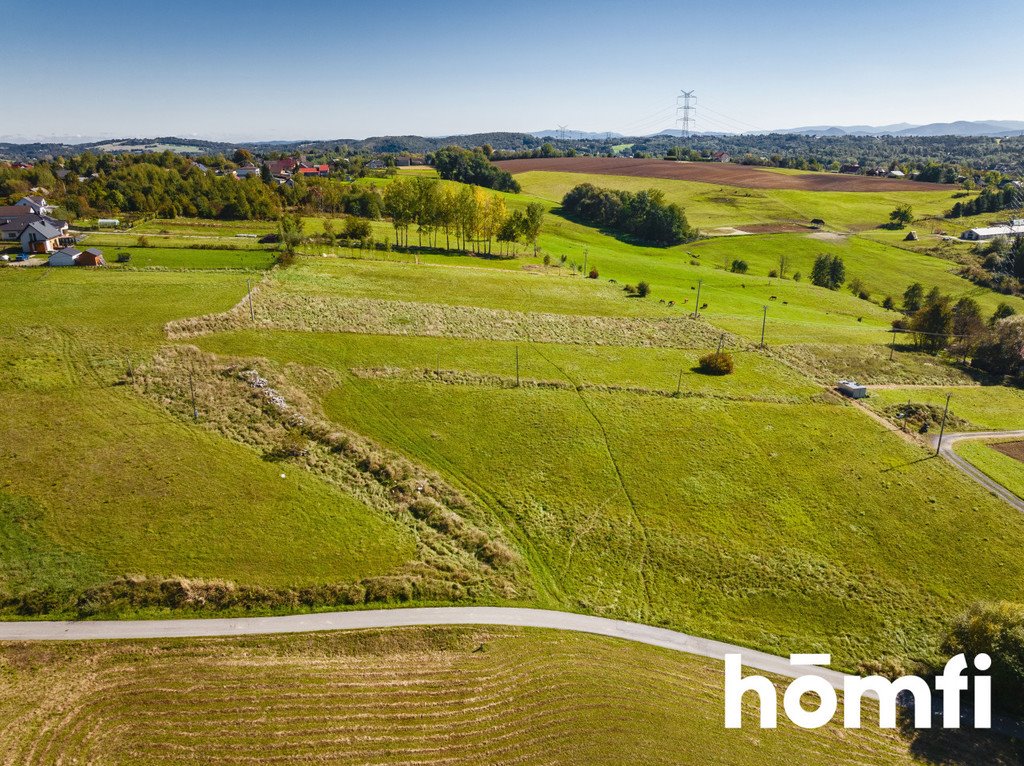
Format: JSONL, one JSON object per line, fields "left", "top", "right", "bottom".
{"left": 881, "top": 455, "right": 937, "bottom": 473}
{"left": 900, "top": 717, "right": 1024, "bottom": 765}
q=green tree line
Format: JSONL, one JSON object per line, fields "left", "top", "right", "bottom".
{"left": 560, "top": 183, "right": 698, "bottom": 246}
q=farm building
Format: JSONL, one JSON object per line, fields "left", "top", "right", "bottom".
{"left": 961, "top": 223, "right": 1024, "bottom": 241}
{"left": 48, "top": 247, "right": 80, "bottom": 267}
{"left": 712, "top": 152, "right": 731, "bottom": 163}
{"left": 77, "top": 248, "right": 106, "bottom": 266}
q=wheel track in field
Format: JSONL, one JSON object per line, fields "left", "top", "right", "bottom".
{"left": 528, "top": 342, "right": 655, "bottom": 618}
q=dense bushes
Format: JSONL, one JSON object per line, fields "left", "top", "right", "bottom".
{"left": 560, "top": 183, "right": 699, "bottom": 246}
{"left": 431, "top": 146, "right": 520, "bottom": 192}
{"left": 941, "top": 601, "right": 1024, "bottom": 715}
{"left": 972, "top": 315, "right": 1024, "bottom": 381}
{"left": 698, "top": 352, "right": 734, "bottom": 375}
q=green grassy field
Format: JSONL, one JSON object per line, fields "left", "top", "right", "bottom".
{"left": 512, "top": 169, "right": 965, "bottom": 230}
{"left": 87, "top": 245, "right": 275, "bottom": 270}
{"left": 0, "top": 268, "right": 416, "bottom": 605}
{"left": 5, "top": 174, "right": 1024, "bottom": 686}
{"left": 866, "top": 386, "right": 1024, "bottom": 431}
{"left": 315, "top": 375, "right": 1024, "bottom": 668}
{"left": 954, "top": 441, "right": 1024, "bottom": 500}
{"left": 3, "top": 626, "right": 1014, "bottom": 766}
{"left": 194, "top": 330, "right": 820, "bottom": 400}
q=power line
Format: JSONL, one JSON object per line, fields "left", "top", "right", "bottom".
{"left": 676, "top": 90, "right": 696, "bottom": 139}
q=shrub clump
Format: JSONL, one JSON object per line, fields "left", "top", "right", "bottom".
{"left": 697, "top": 351, "right": 734, "bottom": 375}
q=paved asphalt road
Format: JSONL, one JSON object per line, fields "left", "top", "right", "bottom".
{"left": 0, "top": 606, "right": 850, "bottom": 689}
{"left": 932, "top": 430, "right": 1024, "bottom": 513}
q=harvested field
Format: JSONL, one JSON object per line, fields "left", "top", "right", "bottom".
{"left": 993, "top": 441, "right": 1024, "bottom": 464}
{"left": 0, "top": 626, "right": 988, "bottom": 766}
{"left": 494, "top": 157, "right": 950, "bottom": 192}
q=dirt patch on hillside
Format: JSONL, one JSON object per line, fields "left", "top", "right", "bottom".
{"left": 993, "top": 441, "right": 1024, "bottom": 464}
{"left": 806, "top": 231, "right": 848, "bottom": 241}
{"left": 494, "top": 157, "right": 952, "bottom": 192}
{"left": 741, "top": 223, "right": 815, "bottom": 234}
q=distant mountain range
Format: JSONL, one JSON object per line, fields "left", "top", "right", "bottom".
{"left": 771, "top": 120, "right": 1024, "bottom": 137}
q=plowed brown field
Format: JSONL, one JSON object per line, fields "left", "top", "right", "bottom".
{"left": 994, "top": 441, "right": 1024, "bottom": 464}
{"left": 493, "top": 157, "right": 950, "bottom": 192}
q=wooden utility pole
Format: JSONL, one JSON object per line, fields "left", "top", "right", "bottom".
{"left": 515, "top": 346, "right": 520, "bottom": 387}
{"left": 935, "top": 392, "right": 953, "bottom": 456}
{"left": 760, "top": 305, "right": 768, "bottom": 349}
{"left": 889, "top": 328, "right": 897, "bottom": 361}
{"left": 692, "top": 280, "right": 703, "bottom": 319}
{"left": 717, "top": 333, "right": 725, "bottom": 354}
{"left": 675, "top": 369, "right": 683, "bottom": 396}
{"left": 246, "top": 278, "right": 256, "bottom": 323}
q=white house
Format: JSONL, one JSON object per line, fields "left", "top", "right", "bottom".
{"left": 20, "top": 220, "right": 65, "bottom": 254}
{"left": 235, "top": 164, "right": 261, "bottom": 179}
{"left": 48, "top": 247, "right": 80, "bottom": 266}
{"left": 15, "top": 195, "right": 54, "bottom": 215}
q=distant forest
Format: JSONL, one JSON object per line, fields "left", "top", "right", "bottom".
{"left": 4, "top": 132, "right": 1024, "bottom": 176}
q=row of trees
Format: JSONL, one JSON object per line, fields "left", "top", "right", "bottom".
{"left": 948, "top": 184, "right": 1023, "bottom": 218}
{"left": 560, "top": 183, "right": 699, "bottom": 246}
{"left": 381, "top": 176, "right": 543, "bottom": 255}
{"left": 893, "top": 282, "right": 1022, "bottom": 378}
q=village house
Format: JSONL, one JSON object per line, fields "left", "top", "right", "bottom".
{"left": 265, "top": 157, "right": 299, "bottom": 176}
{"left": 0, "top": 204, "right": 72, "bottom": 252}
{"left": 15, "top": 195, "right": 54, "bottom": 215}
{"left": 21, "top": 220, "right": 67, "bottom": 254}
{"left": 711, "top": 151, "right": 731, "bottom": 163}
{"left": 235, "top": 164, "right": 262, "bottom": 179}
{"left": 296, "top": 163, "right": 330, "bottom": 177}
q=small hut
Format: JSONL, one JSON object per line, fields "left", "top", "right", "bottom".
{"left": 77, "top": 248, "right": 106, "bottom": 266}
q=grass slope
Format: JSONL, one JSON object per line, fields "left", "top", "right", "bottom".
{"left": 319, "top": 377, "right": 1024, "bottom": 668}
{"left": 3, "top": 626, "right": 1007, "bottom": 766}
{"left": 0, "top": 268, "right": 414, "bottom": 602}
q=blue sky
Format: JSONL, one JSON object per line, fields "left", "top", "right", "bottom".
{"left": 7, "top": 0, "right": 1024, "bottom": 141}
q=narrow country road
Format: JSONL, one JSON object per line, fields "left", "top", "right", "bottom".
{"left": 0, "top": 606, "right": 849, "bottom": 689}
{"left": 932, "top": 430, "right": 1024, "bottom": 513}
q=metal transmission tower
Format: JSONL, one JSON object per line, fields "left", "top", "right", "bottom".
{"left": 557, "top": 124, "right": 568, "bottom": 141}
{"left": 676, "top": 90, "right": 696, "bottom": 139}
